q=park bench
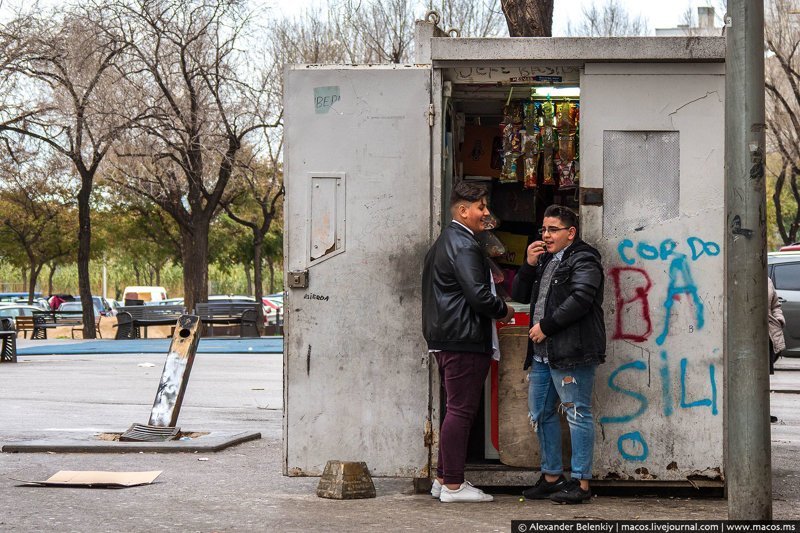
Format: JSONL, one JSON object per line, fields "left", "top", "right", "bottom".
{"left": 194, "top": 302, "right": 260, "bottom": 338}
{"left": 28, "top": 310, "right": 89, "bottom": 339}
{"left": 114, "top": 305, "right": 186, "bottom": 340}
{"left": 14, "top": 316, "right": 36, "bottom": 339}
{"left": 70, "top": 315, "right": 103, "bottom": 339}
{"left": 1, "top": 317, "right": 17, "bottom": 363}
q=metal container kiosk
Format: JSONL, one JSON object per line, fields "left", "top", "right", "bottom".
{"left": 284, "top": 20, "right": 726, "bottom": 489}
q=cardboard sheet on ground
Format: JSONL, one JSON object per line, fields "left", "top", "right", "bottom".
{"left": 14, "top": 470, "right": 162, "bottom": 488}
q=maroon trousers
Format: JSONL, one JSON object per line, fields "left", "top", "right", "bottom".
{"left": 435, "top": 350, "right": 491, "bottom": 485}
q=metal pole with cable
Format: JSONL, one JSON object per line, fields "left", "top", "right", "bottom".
{"left": 725, "top": 0, "right": 771, "bottom": 520}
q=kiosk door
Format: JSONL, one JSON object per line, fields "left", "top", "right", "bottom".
{"left": 284, "top": 65, "right": 433, "bottom": 477}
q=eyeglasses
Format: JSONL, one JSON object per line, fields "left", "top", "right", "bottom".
{"left": 538, "top": 226, "right": 570, "bottom": 235}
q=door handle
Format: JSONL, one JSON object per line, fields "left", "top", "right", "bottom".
{"left": 778, "top": 297, "right": 786, "bottom": 303}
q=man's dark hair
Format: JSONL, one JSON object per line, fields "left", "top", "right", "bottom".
{"left": 450, "top": 181, "right": 488, "bottom": 206}
{"left": 543, "top": 205, "right": 579, "bottom": 229}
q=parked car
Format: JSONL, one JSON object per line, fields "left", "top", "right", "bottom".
{"left": 209, "top": 294, "right": 255, "bottom": 302}
{"left": 768, "top": 251, "right": 800, "bottom": 357}
{"left": 106, "top": 299, "right": 122, "bottom": 316}
{"left": 779, "top": 243, "right": 800, "bottom": 252}
{"left": 122, "top": 286, "right": 168, "bottom": 305}
{"left": 13, "top": 297, "right": 50, "bottom": 310}
{"left": 151, "top": 297, "right": 185, "bottom": 307}
{"left": 58, "top": 296, "right": 113, "bottom": 317}
{"left": 262, "top": 294, "right": 284, "bottom": 326}
{"left": 0, "top": 304, "right": 45, "bottom": 326}
{"left": 0, "top": 292, "right": 43, "bottom": 304}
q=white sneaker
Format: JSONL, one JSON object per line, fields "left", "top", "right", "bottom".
{"left": 431, "top": 479, "right": 442, "bottom": 498}
{"left": 439, "top": 481, "right": 494, "bottom": 503}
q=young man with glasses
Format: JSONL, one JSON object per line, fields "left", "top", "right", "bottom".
{"left": 422, "top": 181, "right": 515, "bottom": 503}
{"left": 511, "top": 205, "right": 606, "bottom": 504}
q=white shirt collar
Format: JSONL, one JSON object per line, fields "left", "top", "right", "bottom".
{"left": 451, "top": 219, "right": 474, "bottom": 235}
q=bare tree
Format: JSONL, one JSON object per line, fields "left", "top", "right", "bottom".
{"left": 0, "top": 145, "right": 78, "bottom": 303}
{"left": 500, "top": 0, "right": 554, "bottom": 37}
{"left": 764, "top": 0, "right": 800, "bottom": 247}
{"left": 428, "top": 0, "right": 507, "bottom": 37}
{"left": 221, "top": 144, "right": 283, "bottom": 318}
{"left": 0, "top": 3, "right": 144, "bottom": 337}
{"left": 103, "top": 0, "right": 279, "bottom": 313}
{"left": 332, "top": 0, "right": 417, "bottom": 63}
{"left": 565, "top": 0, "right": 649, "bottom": 37}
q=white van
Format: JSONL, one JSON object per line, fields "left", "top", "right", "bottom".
{"left": 122, "top": 286, "right": 168, "bottom": 305}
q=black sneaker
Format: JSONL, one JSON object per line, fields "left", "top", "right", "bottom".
{"left": 550, "top": 479, "right": 592, "bottom": 504}
{"left": 522, "top": 474, "right": 568, "bottom": 500}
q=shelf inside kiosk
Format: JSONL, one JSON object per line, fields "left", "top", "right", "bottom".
{"left": 443, "top": 84, "right": 581, "bottom": 466}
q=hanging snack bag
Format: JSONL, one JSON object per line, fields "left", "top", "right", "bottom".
{"left": 540, "top": 100, "right": 556, "bottom": 186}
{"left": 477, "top": 231, "right": 507, "bottom": 258}
{"left": 556, "top": 101, "right": 577, "bottom": 190}
{"left": 483, "top": 211, "right": 501, "bottom": 231}
{"left": 488, "top": 258, "right": 505, "bottom": 285}
{"left": 500, "top": 103, "right": 523, "bottom": 183}
{"left": 522, "top": 130, "right": 540, "bottom": 189}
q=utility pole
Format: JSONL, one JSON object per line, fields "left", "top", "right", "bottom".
{"left": 724, "top": 0, "right": 771, "bottom": 520}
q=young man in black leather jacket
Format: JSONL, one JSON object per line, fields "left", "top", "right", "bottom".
{"left": 422, "top": 181, "right": 514, "bottom": 503}
{"left": 511, "top": 205, "right": 605, "bottom": 504}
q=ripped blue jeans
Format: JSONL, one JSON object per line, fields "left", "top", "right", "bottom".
{"left": 528, "top": 360, "right": 597, "bottom": 480}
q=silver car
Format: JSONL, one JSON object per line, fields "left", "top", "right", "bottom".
{"left": 768, "top": 251, "right": 800, "bottom": 357}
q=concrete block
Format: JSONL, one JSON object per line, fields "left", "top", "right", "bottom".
{"left": 316, "top": 460, "right": 376, "bottom": 499}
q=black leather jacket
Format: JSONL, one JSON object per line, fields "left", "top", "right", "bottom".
{"left": 422, "top": 222, "right": 509, "bottom": 353}
{"left": 511, "top": 239, "right": 606, "bottom": 370}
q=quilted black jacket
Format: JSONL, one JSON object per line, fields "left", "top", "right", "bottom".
{"left": 511, "top": 238, "right": 606, "bottom": 369}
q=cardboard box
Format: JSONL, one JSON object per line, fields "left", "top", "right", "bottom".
{"left": 494, "top": 231, "right": 529, "bottom": 266}
{"left": 462, "top": 125, "right": 502, "bottom": 178}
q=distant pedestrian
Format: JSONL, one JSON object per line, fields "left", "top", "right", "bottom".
{"left": 48, "top": 294, "right": 64, "bottom": 311}
{"left": 512, "top": 205, "right": 605, "bottom": 505}
{"left": 422, "top": 180, "right": 514, "bottom": 503}
{"left": 768, "top": 277, "right": 785, "bottom": 423}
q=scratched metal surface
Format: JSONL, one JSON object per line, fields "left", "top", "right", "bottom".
{"left": 283, "top": 65, "right": 432, "bottom": 477}
{"left": 581, "top": 63, "right": 726, "bottom": 480}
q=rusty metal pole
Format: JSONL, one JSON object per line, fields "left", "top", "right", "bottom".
{"left": 725, "top": 0, "right": 771, "bottom": 520}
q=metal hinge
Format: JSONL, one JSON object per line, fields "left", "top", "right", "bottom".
{"left": 427, "top": 104, "right": 435, "bottom": 127}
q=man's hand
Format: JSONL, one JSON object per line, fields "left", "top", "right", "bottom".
{"left": 526, "top": 240, "right": 546, "bottom": 267}
{"left": 529, "top": 322, "right": 546, "bottom": 343}
{"left": 499, "top": 304, "right": 515, "bottom": 323}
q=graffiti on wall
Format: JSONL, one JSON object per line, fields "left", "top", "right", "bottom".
{"left": 602, "top": 236, "right": 720, "bottom": 462}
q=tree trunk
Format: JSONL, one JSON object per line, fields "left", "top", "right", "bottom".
{"left": 28, "top": 263, "right": 42, "bottom": 305}
{"left": 156, "top": 265, "right": 161, "bottom": 286}
{"left": 180, "top": 222, "right": 210, "bottom": 314}
{"left": 267, "top": 256, "right": 276, "bottom": 294}
{"left": 500, "top": 0, "right": 554, "bottom": 36}
{"left": 77, "top": 180, "right": 96, "bottom": 338}
{"left": 253, "top": 234, "right": 264, "bottom": 333}
{"left": 244, "top": 263, "right": 252, "bottom": 296}
{"left": 21, "top": 268, "right": 28, "bottom": 294}
{"left": 133, "top": 264, "right": 140, "bottom": 285}
{"left": 48, "top": 263, "right": 56, "bottom": 296}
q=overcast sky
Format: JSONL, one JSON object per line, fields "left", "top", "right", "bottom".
{"left": 1, "top": 0, "right": 721, "bottom": 35}
{"left": 264, "top": 0, "right": 722, "bottom": 35}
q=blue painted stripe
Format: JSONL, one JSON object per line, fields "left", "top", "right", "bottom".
{"left": 17, "top": 337, "right": 284, "bottom": 355}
